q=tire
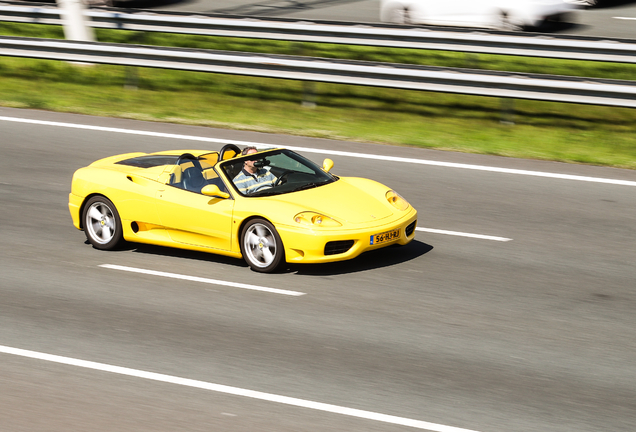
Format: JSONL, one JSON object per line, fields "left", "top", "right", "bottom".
{"left": 240, "top": 218, "right": 285, "bottom": 273}
{"left": 83, "top": 196, "right": 124, "bottom": 250}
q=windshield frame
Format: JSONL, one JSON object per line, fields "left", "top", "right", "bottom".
{"left": 218, "top": 148, "right": 337, "bottom": 198}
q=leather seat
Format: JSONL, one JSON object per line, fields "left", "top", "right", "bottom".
{"left": 181, "top": 167, "right": 206, "bottom": 193}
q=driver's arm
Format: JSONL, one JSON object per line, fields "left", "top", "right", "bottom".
{"left": 262, "top": 167, "right": 277, "bottom": 186}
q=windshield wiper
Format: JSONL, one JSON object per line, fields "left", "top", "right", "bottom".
{"left": 291, "top": 180, "right": 331, "bottom": 192}
{"left": 249, "top": 189, "right": 280, "bottom": 197}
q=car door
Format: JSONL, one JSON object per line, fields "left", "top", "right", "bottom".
{"left": 155, "top": 184, "right": 234, "bottom": 252}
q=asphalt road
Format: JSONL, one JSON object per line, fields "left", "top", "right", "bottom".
{"left": 139, "top": 0, "right": 636, "bottom": 39}
{"left": 1, "top": 107, "right": 635, "bottom": 431}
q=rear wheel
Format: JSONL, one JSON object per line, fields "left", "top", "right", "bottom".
{"left": 83, "top": 196, "right": 123, "bottom": 250}
{"left": 240, "top": 219, "right": 285, "bottom": 273}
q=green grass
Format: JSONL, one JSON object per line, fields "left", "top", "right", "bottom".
{"left": 0, "top": 22, "right": 635, "bottom": 168}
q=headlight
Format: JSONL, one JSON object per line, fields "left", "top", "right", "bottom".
{"left": 294, "top": 212, "right": 341, "bottom": 227}
{"left": 386, "top": 190, "right": 410, "bottom": 211}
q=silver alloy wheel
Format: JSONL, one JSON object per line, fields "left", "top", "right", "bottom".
{"left": 243, "top": 222, "right": 277, "bottom": 268}
{"left": 85, "top": 201, "right": 117, "bottom": 245}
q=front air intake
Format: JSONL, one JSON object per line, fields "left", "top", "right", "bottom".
{"left": 324, "top": 240, "right": 355, "bottom": 256}
{"left": 405, "top": 221, "right": 416, "bottom": 237}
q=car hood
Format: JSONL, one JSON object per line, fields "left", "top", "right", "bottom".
{"left": 267, "top": 177, "right": 395, "bottom": 225}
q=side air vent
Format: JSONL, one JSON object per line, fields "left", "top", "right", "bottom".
{"left": 324, "top": 240, "right": 355, "bottom": 256}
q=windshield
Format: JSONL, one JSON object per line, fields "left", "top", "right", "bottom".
{"left": 220, "top": 149, "right": 337, "bottom": 197}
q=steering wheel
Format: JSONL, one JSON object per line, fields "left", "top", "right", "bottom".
{"left": 274, "top": 170, "right": 294, "bottom": 187}
{"left": 219, "top": 144, "right": 242, "bottom": 161}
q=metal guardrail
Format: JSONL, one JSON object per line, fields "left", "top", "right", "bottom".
{"left": 1, "top": 36, "right": 635, "bottom": 108}
{"left": 1, "top": 3, "right": 636, "bottom": 63}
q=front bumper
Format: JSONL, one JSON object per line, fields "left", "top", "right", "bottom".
{"left": 277, "top": 207, "right": 418, "bottom": 264}
{"left": 69, "top": 192, "right": 83, "bottom": 230}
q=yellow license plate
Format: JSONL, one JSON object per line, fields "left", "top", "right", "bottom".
{"left": 370, "top": 229, "right": 400, "bottom": 245}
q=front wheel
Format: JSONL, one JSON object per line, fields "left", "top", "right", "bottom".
{"left": 240, "top": 219, "right": 285, "bottom": 273}
{"left": 83, "top": 196, "right": 123, "bottom": 250}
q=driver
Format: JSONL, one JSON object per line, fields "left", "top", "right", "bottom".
{"left": 233, "top": 146, "right": 277, "bottom": 195}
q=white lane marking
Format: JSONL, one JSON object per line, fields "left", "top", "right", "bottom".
{"left": 1, "top": 116, "right": 635, "bottom": 187}
{"left": 0, "top": 345, "right": 479, "bottom": 432}
{"left": 417, "top": 227, "right": 512, "bottom": 242}
{"left": 614, "top": 17, "right": 636, "bottom": 20}
{"left": 100, "top": 264, "right": 305, "bottom": 296}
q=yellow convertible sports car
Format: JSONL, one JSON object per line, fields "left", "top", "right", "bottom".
{"left": 68, "top": 145, "right": 418, "bottom": 272}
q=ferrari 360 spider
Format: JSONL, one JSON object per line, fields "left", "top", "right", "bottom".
{"left": 68, "top": 145, "right": 418, "bottom": 272}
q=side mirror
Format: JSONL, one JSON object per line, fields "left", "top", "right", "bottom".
{"left": 201, "top": 184, "right": 230, "bottom": 199}
{"left": 322, "top": 158, "right": 334, "bottom": 173}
